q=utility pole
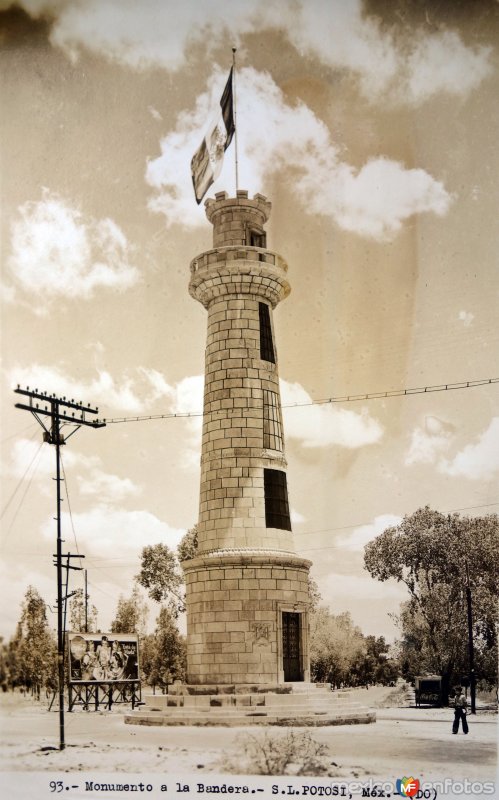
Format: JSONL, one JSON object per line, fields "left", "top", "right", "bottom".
{"left": 14, "top": 386, "right": 105, "bottom": 750}
{"left": 84, "top": 568, "right": 88, "bottom": 634}
{"left": 58, "top": 553, "right": 85, "bottom": 652}
{"left": 464, "top": 559, "right": 476, "bottom": 714}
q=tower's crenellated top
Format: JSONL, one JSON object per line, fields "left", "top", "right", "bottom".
{"left": 205, "top": 190, "right": 272, "bottom": 249}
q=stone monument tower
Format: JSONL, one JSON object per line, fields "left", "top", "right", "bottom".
{"left": 183, "top": 189, "right": 311, "bottom": 687}
{"left": 126, "top": 190, "right": 375, "bottom": 724}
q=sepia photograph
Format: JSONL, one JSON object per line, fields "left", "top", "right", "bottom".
{"left": 0, "top": 1, "right": 498, "bottom": 798}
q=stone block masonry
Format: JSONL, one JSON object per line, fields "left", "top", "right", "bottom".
{"left": 183, "top": 191, "right": 311, "bottom": 686}
{"left": 184, "top": 552, "right": 310, "bottom": 684}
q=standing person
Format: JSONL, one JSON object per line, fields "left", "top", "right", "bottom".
{"left": 452, "top": 686, "right": 469, "bottom": 734}
{"left": 81, "top": 640, "right": 97, "bottom": 681}
{"left": 110, "top": 640, "right": 124, "bottom": 680}
{"left": 94, "top": 636, "right": 112, "bottom": 680}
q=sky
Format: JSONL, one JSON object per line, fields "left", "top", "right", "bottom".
{"left": 1, "top": 0, "right": 498, "bottom": 645}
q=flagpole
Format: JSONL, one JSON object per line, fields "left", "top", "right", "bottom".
{"left": 232, "top": 47, "right": 239, "bottom": 193}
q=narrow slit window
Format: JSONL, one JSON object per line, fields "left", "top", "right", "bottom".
{"left": 264, "top": 468, "right": 291, "bottom": 531}
{"left": 263, "top": 390, "right": 284, "bottom": 451}
{"left": 259, "top": 302, "right": 275, "bottom": 363}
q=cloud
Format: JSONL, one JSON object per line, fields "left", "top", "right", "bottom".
{"left": 137, "top": 368, "right": 176, "bottom": 405}
{"left": 406, "top": 415, "right": 499, "bottom": 481}
{"left": 147, "top": 66, "right": 452, "bottom": 238}
{"left": 7, "top": 191, "right": 139, "bottom": 308}
{"left": 319, "top": 570, "right": 406, "bottom": 604}
{"left": 402, "top": 30, "right": 493, "bottom": 105}
{"left": 148, "top": 105, "right": 162, "bottom": 121}
{"left": 314, "top": 569, "right": 408, "bottom": 638}
{"left": 77, "top": 469, "right": 141, "bottom": 502}
{"left": 458, "top": 310, "right": 474, "bottom": 327}
{"left": 291, "top": 508, "right": 306, "bottom": 525}
{"left": 281, "top": 379, "right": 383, "bottom": 449}
{"left": 6, "top": 361, "right": 204, "bottom": 466}
{"left": 0, "top": 559, "right": 57, "bottom": 639}
{"left": 2, "top": 437, "right": 54, "bottom": 481}
{"left": 7, "top": 363, "right": 174, "bottom": 414}
{"left": 173, "top": 374, "right": 204, "bottom": 415}
{"left": 3, "top": 437, "right": 98, "bottom": 481}
{"left": 439, "top": 417, "right": 499, "bottom": 481}
{"left": 281, "top": 4, "right": 492, "bottom": 104}
{"left": 0, "top": 282, "right": 16, "bottom": 304}
{"left": 2, "top": 437, "right": 140, "bottom": 506}
{"left": 41, "top": 504, "right": 185, "bottom": 559}
{"left": 331, "top": 158, "right": 451, "bottom": 239}
{"left": 14, "top": 503, "right": 186, "bottom": 635}
{"left": 9, "top": 1, "right": 491, "bottom": 105}
{"left": 170, "top": 375, "right": 204, "bottom": 469}
{"left": 337, "top": 514, "right": 402, "bottom": 552}
{"left": 405, "top": 415, "right": 455, "bottom": 466}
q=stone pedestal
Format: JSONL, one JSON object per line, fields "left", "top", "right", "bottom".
{"left": 183, "top": 551, "right": 310, "bottom": 685}
{"left": 125, "top": 685, "right": 376, "bottom": 727}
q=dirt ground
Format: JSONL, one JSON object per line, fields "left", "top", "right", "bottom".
{"left": 0, "top": 688, "right": 496, "bottom": 800}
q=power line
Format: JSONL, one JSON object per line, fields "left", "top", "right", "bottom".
{"left": 298, "top": 502, "right": 499, "bottom": 552}
{"left": 293, "top": 501, "right": 499, "bottom": 540}
{"left": 1, "top": 421, "right": 39, "bottom": 444}
{"left": 60, "top": 454, "right": 83, "bottom": 562}
{"left": 86, "top": 573, "right": 135, "bottom": 603}
{"left": 449, "top": 502, "right": 499, "bottom": 513}
{"left": 0, "top": 438, "right": 44, "bottom": 521}
{"left": 101, "top": 377, "right": 499, "bottom": 425}
{"left": 3, "top": 450, "right": 44, "bottom": 538}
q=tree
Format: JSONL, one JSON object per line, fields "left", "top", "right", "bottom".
{"left": 351, "top": 635, "right": 399, "bottom": 687}
{"left": 0, "top": 638, "right": 8, "bottom": 692}
{"left": 364, "top": 507, "right": 499, "bottom": 699}
{"left": 68, "top": 588, "right": 98, "bottom": 633}
{"left": 142, "top": 606, "right": 186, "bottom": 692}
{"left": 310, "top": 607, "right": 365, "bottom": 687}
{"left": 135, "top": 525, "right": 200, "bottom": 616}
{"left": 9, "top": 586, "right": 57, "bottom": 697}
{"left": 308, "top": 578, "right": 322, "bottom": 612}
{"left": 177, "top": 525, "right": 198, "bottom": 562}
{"left": 138, "top": 634, "right": 157, "bottom": 686}
{"left": 110, "top": 586, "right": 149, "bottom": 636}
{"left": 135, "top": 543, "right": 184, "bottom": 617}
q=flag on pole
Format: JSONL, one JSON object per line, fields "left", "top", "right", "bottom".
{"left": 191, "top": 68, "right": 235, "bottom": 204}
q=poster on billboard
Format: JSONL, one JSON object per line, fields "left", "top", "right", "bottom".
{"left": 68, "top": 633, "right": 139, "bottom": 684}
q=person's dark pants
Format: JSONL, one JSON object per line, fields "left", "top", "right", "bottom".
{"left": 452, "top": 707, "right": 469, "bottom": 734}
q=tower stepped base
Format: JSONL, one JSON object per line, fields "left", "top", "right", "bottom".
{"left": 124, "top": 685, "right": 376, "bottom": 727}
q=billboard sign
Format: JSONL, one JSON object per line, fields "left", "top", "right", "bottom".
{"left": 68, "top": 633, "right": 139, "bottom": 684}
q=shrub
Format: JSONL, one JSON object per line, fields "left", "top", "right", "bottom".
{"left": 236, "top": 730, "right": 330, "bottom": 776}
